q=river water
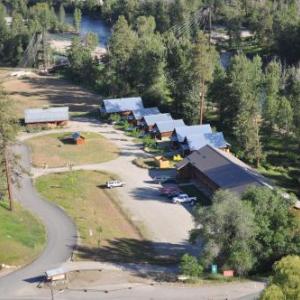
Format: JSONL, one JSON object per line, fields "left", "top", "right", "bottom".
{"left": 65, "top": 14, "right": 111, "bottom": 47}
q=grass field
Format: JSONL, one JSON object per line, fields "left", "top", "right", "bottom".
{"left": 26, "top": 132, "right": 119, "bottom": 168}
{"left": 259, "top": 132, "right": 300, "bottom": 198}
{"left": 0, "top": 203, "right": 45, "bottom": 266}
{"left": 0, "top": 70, "right": 100, "bottom": 118}
{"left": 35, "top": 171, "right": 152, "bottom": 262}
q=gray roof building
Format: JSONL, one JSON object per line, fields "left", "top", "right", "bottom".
{"left": 142, "top": 113, "right": 172, "bottom": 127}
{"left": 102, "top": 97, "right": 144, "bottom": 114}
{"left": 177, "top": 145, "right": 272, "bottom": 195}
{"left": 24, "top": 107, "right": 69, "bottom": 124}
{"left": 172, "top": 124, "right": 212, "bottom": 143}
{"left": 184, "top": 132, "right": 228, "bottom": 151}
{"left": 154, "top": 119, "right": 185, "bottom": 134}
{"left": 131, "top": 107, "right": 160, "bottom": 120}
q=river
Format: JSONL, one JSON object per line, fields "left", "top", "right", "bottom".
{"left": 65, "top": 14, "right": 111, "bottom": 47}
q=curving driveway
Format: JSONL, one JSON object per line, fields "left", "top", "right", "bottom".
{"left": 0, "top": 143, "right": 77, "bottom": 298}
{"left": 0, "top": 119, "right": 265, "bottom": 299}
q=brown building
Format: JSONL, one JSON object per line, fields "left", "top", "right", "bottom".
{"left": 100, "top": 97, "right": 144, "bottom": 116}
{"left": 128, "top": 107, "right": 160, "bottom": 126}
{"left": 152, "top": 119, "right": 185, "bottom": 140}
{"left": 24, "top": 107, "right": 69, "bottom": 127}
{"left": 176, "top": 145, "right": 271, "bottom": 196}
{"left": 140, "top": 113, "right": 172, "bottom": 132}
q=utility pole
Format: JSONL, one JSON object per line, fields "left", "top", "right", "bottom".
{"left": 4, "top": 148, "right": 13, "bottom": 211}
{"left": 208, "top": 6, "right": 212, "bottom": 47}
{"left": 42, "top": 28, "right": 48, "bottom": 70}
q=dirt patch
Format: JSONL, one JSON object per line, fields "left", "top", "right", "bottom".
{"left": 1, "top": 71, "right": 100, "bottom": 118}
{"left": 67, "top": 270, "right": 151, "bottom": 288}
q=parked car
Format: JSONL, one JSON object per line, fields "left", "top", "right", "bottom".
{"left": 106, "top": 180, "right": 124, "bottom": 189}
{"left": 172, "top": 194, "right": 197, "bottom": 204}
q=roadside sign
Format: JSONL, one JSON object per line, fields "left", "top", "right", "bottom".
{"left": 211, "top": 264, "right": 218, "bottom": 274}
{"left": 223, "top": 270, "right": 234, "bottom": 277}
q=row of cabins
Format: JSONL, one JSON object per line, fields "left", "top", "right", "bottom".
{"left": 100, "top": 97, "right": 277, "bottom": 199}
{"left": 101, "top": 97, "right": 229, "bottom": 154}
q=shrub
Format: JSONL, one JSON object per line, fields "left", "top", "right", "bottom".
{"left": 143, "top": 135, "right": 156, "bottom": 149}
{"left": 180, "top": 254, "right": 203, "bottom": 278}
{"left": 109, "top": 113, "right": 121, "bottom": 124}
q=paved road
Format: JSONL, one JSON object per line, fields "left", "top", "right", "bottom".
{"left": 0, "top": 280, "right": 264, "bottom": 300}
{"left": 0, "top": 119, "right": 265, "bottom": 299}
{"left": 0, "top": 143, "right": 77, "bottom": 298}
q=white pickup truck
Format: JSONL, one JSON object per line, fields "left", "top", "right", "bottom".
{"left": 172, "top": 194, "right": 197, "bottom": 204}
{"left": 106, "top": 180, "right": 124, "bottom": 189}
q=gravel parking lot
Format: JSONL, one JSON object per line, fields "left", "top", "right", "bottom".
{"left": 24, "top": 119, "right": 198, "bottom": 257}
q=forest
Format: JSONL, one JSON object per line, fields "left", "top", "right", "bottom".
{"left": 0, "top": 1, "right": 300, "bottom": 294}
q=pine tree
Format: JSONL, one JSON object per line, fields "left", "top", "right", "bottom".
{"left": 59, "top": 3, "right": 65, "bottom": 24}
{"left": 263, "top": 60, "right": 281, "bottom": 129}
{"left": 229, "top": 54, "right": 263, "bottom": 166}
{"left": 74, "top": 8, "right": 82, "bottom": 33}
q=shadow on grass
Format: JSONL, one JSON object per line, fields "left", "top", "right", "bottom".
{"left": 76, "top": 238, "right": 189, "bottom": 266}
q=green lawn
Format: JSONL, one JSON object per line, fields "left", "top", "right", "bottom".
{"left": 35, "top": 171, "right": 141, "bottom": 247}
{"left": 26, "top": 132, "right": 119, "bottom": 168}
{"left": 0, "top": 203, "right": 45, "bottom": 266}
{"left": 35, "top": 171, "right": 179, "bottom": 264}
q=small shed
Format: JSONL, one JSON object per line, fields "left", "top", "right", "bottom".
{"left": 155, "top": 156, "right": 170, "bottom": 169}
{"left": 71, "top": 132, "right": 86, "bottom": 145}
{"left": 45, "top": 268, "right": 66, "bottom": 282}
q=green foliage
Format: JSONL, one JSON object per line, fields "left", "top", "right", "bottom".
{"left": 59, "top": 3, "right": 65, "bottom": 24}
{"left": 261, "top": 256, "right": 300, "bottom": 300}
{"left": 228, "top": 54, "right": 263, "bottom": 166}
{"left": 109, "top": 113, "right": 121, "bottom": 124}
{"left": 193, "top": 187, "right": 300, "bottom": 276}
{"left": 180, "top": 254, "right": 203, "bottom": 278}
{"left": 74, "top": 8, "right": 82, "bottom": 32}
{"left": 242, "top": 187, "right": 300, "bottom": 272}
{"left": 67, "top": 36, "right": 99, "bottom": 86}
{"left": 142, "top": 135, "right": 157, "bottom": 149}
{"left": 194, "top": 190, "right": 257, "bottom": 275}
{"left": 260, "top": 284, "right": 285, "bottom": 300}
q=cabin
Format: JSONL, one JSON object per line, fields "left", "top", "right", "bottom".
{"left": 71, "top": 132, "right": 86, "bottom": 145}
{"left": 181, "top": 132, "right": 229, "bottom": 154}
{"left": 24, "top": 107, "right": 69, "bottom": 127}
{"left": 140, "top": 113, "right": 172, "bottom": 132}
{"left": 128, "top": 107, "right": 160, "bottom": 126}
{"left": 171, "top": 124, "right": 212, "bottom": 147}
{"left": 176, "top": 145, "right": 272, "bottom": 197}
{"left": 152, "top": 119, "right": 185, "bottom": 140}
{"left": 100, "top": 97, "right": 144, "bottom": 117}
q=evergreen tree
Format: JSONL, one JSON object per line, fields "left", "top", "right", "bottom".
{"left": 263, "top": 60, "right": 282, "bottom": 129}
{"left": 229, "top": 54, "right": 263, "bottom": 166}
{"left": 59, "top": 3, "right": 65, "bottom": 24}
{"left": 165, "top": 32, "right": 193, "bottom": 119}
{"left": 107, "top": 16, "right": 138, "bottom": 96}
{"left": 276, "top": 97, "right": 294, "bottom": 133}
{"left": 74, "top": 8, "right": 82, "bottom": 33}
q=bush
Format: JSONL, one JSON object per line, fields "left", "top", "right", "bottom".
{"left": 129, "top": 128, "right": 141, "bottom": 138}
{"left": 109, "top": 113, "right": 121, "bottom": 124}
{"left": 180, "top": 254, "right": 203, "bottom": 278}
{"left": 143, "top": 135, "right": 157, "bottom": 149}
